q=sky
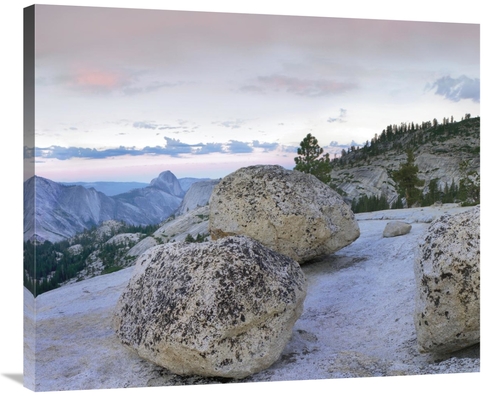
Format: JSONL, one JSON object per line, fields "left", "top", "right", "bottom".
{"left": 26, "top": 3, "right": 481, "bottom": 183}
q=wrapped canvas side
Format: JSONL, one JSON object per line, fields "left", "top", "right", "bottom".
{"left": 23, "top": 5, "right": 36, "bottom": 391}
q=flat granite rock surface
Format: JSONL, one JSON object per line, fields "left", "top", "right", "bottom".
{"left": 24, "top": 205, "right": 480, "bottom": 392}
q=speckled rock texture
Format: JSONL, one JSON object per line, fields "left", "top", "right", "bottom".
{"left": 113, "top": 235, "right": 307, "bottom": 379}
{"left": 413, "top": 205, "right": 480, "bottom": 354}
{"left": 382, "top": 221, "right": 412, "bottom": 237}
{"left": 208, "top": 165, "right": 360, "bottom": 264}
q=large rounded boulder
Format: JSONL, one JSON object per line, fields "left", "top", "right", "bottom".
{"left": 413, "top": 206, "right": 480, "bottom": 354}
{"left": 113, "top": 235, "right": 307, "bottom": 379}
{"left": 208, "top": 165, "right": 360, "bottom": 263}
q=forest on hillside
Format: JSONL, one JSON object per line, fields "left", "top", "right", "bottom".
{"left": 293, "top": 114, "right": 480, "bottom": 213}
{"left": 23, "top": 222, "right": 159, "bottom": 297}
{"left": 332, "top": 113, "right": 478, "bottom": 166}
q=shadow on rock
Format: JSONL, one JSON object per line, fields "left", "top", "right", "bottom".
{"left": 301, "top": 254, "right": 368, "bottom": 277}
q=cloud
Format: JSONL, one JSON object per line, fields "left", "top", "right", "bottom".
{"left": 195, "top": 142, "right": 225, "bottom": 155}
{"left": 41, "top": 67, "right": 182, "bottom": 97}
{"left": 327, "top": 108, "right": 347, "bottom": 123}
{"left": 63, "top": 68, "right": 134, "bottom": 95}
{"left": 327, "top": 140, "right": 363, "bottom": 149}
{"left": 252, "top": 141, "right": 279, "bottom": 152}
{"left": 430, "top": 75, "right": 480, "bottom": 103}
{"left": 163, "top": 137, "right": 195, "bottom": 156}
{"left": 213, "top": 119, "right": 247, "bottom": 129}
{"left": 280, "top": 145, "right": 299, "bottom": 154}
{"left": 76, "top": 70, "right": 121, "bottom": 88}
{"left": 122, "top": 81, "right": 180, "bottom": 96}
{"left": 256, "top": 75, "right": 357, "bottom": 97}
{"left": 133, "top": 121, "right": 158, "bottom": 130}
{"left": 133, "top": 121, "right": 191, "bottom": 132}
{"left": 30, "top": 143, "right": 199, "bottom": 160}
{"left": 35, "top": 66, "right": 139, "bottom": 95}
{"left": 158, "top": 126, "right": 184, "bottom": 131}
{"left": 33, "top": 145, "right": 144, "bottom": 160}
{"left": 227, "top": 140, "right": 253, "bottom": 154}
{"left": 349, "top": 140, "right": 362, "bottom": 148}
{"left": 238, "top": 85, "right": 265, "bottom": 94}
{"left": 28, "top": 138, "right": 298, "bottom": 161}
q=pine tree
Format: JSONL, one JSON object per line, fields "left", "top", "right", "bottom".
{"left": 391, "top": 150, "right": 424, "bottom": 207}
{"left": 458, "top": 160, "right": 480, "bottom": 205}
{"left": 185, "top": 234, "right": 195, "bottom": 243}
{"left": 294, "top": 133, "right": 332, "bottom": 184}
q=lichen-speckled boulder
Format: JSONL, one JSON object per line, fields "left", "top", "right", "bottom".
{"left": 413, "top": 206, "right": 480, "bottom": 354}
{"left": 113, "top": 235, "right": 307, "bottom": 379}
{"left": 208, "top": 165, "right": 360, "bottom": 263}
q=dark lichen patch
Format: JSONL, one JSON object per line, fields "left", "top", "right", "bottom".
{"left": 440, "top": 272, "right": 453, "bottom": 280}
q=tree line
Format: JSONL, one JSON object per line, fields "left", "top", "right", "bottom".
{"left": 293, "top": 114, "right": 480, "bottom": 213}
{"left": 331, "top": 113, "right": 478, "bottom": 166}
{"left": 24, "top": 221, "right": 160, "bottom": 297}
{"left": 350, "top": 172, "right": 474, "bottom": 214}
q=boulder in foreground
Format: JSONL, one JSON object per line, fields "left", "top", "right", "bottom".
{"left": 208, "top": 165, "right": 360, "bottom": 263}
{"left": 413, "top": 206, "right": 480, "bottom": 354}
{"left": 113, "top": 235, "right": 307, "bottom": 379}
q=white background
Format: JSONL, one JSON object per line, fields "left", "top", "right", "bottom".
{"left": 1, "top": 1, "right": 496, "bottom": 395}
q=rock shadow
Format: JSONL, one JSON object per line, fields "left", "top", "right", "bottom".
{"left": 301, "top": 254, "right": 368, "bottom": 277}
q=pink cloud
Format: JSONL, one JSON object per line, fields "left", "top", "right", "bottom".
{"left": 76, "top": 70, "right": 120, "bottom": 88}
{"left": 67, "top": 68, "right": 130, "bottom": 94}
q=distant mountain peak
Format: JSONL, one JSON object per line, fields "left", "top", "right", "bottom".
{"left": 24, "top": 170, "right": 186, "bottom": 242}
{"left": 149, "top": 170, "right": 184, "bottom": 197}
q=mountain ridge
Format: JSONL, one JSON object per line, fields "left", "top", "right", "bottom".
{"left": 23, "top": 171, "right": 192, "bottom": 243}
{"left": 60, "top": 181, "right": 150, "bottom": 196}
{"left": 328, "top": 116, "right": 480, "bottom": 207}
{"left": 60, "top": 176, "right": 210, "bottom": 197}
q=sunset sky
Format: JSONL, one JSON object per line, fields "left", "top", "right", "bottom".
{"left": 29, "top": 4, "right": 480, "bottom": 182}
